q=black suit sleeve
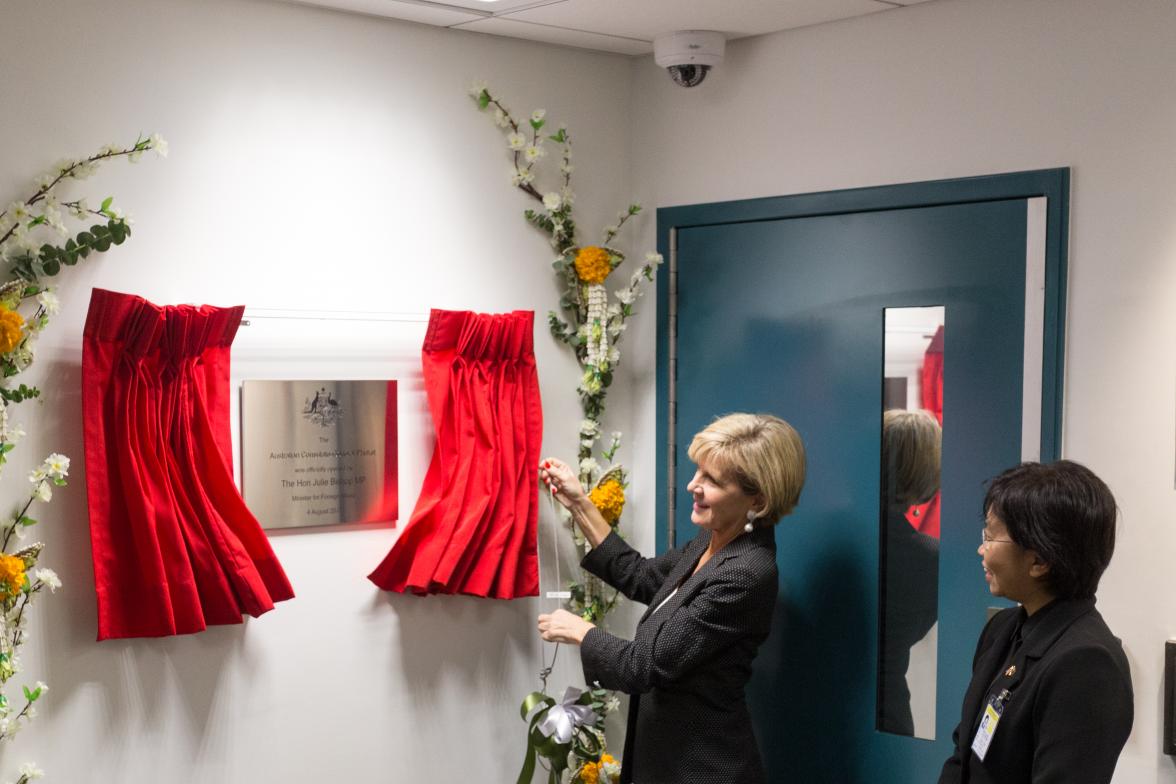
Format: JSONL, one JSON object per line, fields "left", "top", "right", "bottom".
{"left": 580, "top": 529, "right": 688, "bottom": 606}
{"left": 579, "top": 563, "right": 770, "bottom": 694}
{"left": 1030, "top": 645, "right": 1133, "bottom": 784}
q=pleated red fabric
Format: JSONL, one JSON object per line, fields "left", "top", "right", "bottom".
{"left": 368, "top": 309, "right": 541, "bottom": 599}
{"left": 82, "top": 288, "right": 294, "bottom": 640}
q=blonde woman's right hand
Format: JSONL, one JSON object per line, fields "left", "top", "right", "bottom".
{"left": 539, "top": 457, "right": 587, "bottom": 510}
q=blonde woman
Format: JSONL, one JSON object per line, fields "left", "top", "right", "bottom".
{"left": 538, "top": 413, "right": 805, "bottom": 784}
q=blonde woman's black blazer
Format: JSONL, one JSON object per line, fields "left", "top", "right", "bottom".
{"left": 938, "top": 598, "right": 1133, "bottom": 784}
{"left": 579, "top": 527, "right": 778, "bottom": 784}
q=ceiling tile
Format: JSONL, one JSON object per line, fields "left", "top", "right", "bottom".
{"left": 497, "top": 0, "right": 888, "bottom": 42}
{"left": 433, "top": 0, "right": 565, "bottom": 11}
{"left": 454, "top": 16, "right": 651, "bottom": 55}
{"left": 284, "top": 0, "right": 486, "bottom": 26}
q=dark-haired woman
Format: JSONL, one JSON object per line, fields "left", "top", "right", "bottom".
{"left": 938, "top": 460, "right": 1133, "bottom": 784}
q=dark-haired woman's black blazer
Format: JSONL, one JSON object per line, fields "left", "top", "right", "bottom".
{"left": 578, "top": 527, "right": 777, "bottom": 784}
{"left": 938, "top": 598, "right": 1133, "bottom": 784}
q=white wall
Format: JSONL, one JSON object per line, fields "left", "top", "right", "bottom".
{"left": 5, "top": 0, "right": 1175, "bottom": 781}
{"left": 0, "top": 0, "right": 649, "bottom": 781}
{"left": 626, "top": 0, "right": 1176, "bottom": 781}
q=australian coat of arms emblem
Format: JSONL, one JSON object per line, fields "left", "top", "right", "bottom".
{"left": 303, "top": 387, "right": 343, "bottom": 427}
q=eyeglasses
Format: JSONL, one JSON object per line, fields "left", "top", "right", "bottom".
{"left": 980, "top": 531, "right": 1016, "bottom": 548}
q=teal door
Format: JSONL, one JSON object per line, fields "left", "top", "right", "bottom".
{"left": 656, "top": 172, "right": 1068, "bottom": 782}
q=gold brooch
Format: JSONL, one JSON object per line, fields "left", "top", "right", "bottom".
{"left": 1005, "top": 665, "right": 1017, "bottom": 677}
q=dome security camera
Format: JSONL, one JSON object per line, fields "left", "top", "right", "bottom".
{"left": 654, "top": 31, "right": 726, "bottom": 88}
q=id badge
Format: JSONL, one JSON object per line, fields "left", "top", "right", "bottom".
{"left": 970, "top": 689, "right": 1009, "bottom": 762}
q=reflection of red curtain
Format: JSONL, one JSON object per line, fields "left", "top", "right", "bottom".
{"left": 368, "top": 309, "right": 541, "bottom": 599}
{"left": 920, "top": 325, "right": 944, "bottom": 425}
{"left": 909, "top": 325, "right": 944, "bottom": 537}
{"left": 906, "top": 493, "right": 941, "bottom": 538}
{"left": 82, "top": 288, "right": 294, "bottom": 640}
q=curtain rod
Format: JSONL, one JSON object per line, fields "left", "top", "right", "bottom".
{"left": 240, "top": 308, "right": 430, "bottom": 327}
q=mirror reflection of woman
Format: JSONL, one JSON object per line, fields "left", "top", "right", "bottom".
{"left": 877, "top": 409, "right": 941, "bottom": 736}
{"left": 537, "top": 413, "right": 805, "bottom": 784}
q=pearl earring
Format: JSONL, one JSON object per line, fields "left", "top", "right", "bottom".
{"left": 744, "top": 510, "right": 756, "bottom": 534}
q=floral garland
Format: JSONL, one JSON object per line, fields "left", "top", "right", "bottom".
{"left": 0, "top": 134, "right": 164, "bottom": 782}
{"left": 471, "top": 83, "right": 661, "bottom": 784}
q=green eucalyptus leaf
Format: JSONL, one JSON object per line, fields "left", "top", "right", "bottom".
{"left": 101, "top": 196, "right": 113, "bottom": 212}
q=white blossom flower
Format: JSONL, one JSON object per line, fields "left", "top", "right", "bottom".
{"left": 149, "top": 133, "right": 169, "bottom": 158}
{"left": 552, "top": 222, "right": 564, "bottom": 236}
{"left": 18, "top": 763, "right": 42, "bottom": 779}
{"left": 524, "top": 145, "right": 545, "bottom": 163}
{"left": 44, "top": 453, "right": 69, "bottom": 479}
{"left": 494, "top": 109, "right": 509, "bottom": 128}
{"left": 531, "top": 109, "right": 546, "bottom": 123}
{"left": 543, "top": 192, "right": 562, "bottom": 212}
{"left": 602, "top": 756, "right": 621, "bottom": 779}
{"left": 579, "top": 457, "right": 600, "bottom": 478}
{"left": 99, "top": 143, "right": 121, "bottom": 156}
{"left": 33, "top": 173, "right": 54, "bottom": 191}
{"left": 603, "top": 224, "right": 619, "bottom": 237}
{"left": 560, "top": 187, "right": 575, "bottom": 206}
{"left": 28, "top": 467, "right": 46, "bottom": 485}
{"left": 645, "top": 251, "right": 665, "bottom": 265}
{"left": 608, "top": 347, "right": 621, "bottom": 364}
{"left": 19, "top": 235, "right": 40, "bottom": 259}
{"left": 579, "top": 419, "right": 600, "bottom": 437}
{"left": 33, "top": 681, "right": 47, "bottom": 694}
{"left": 73, "top": 161, "right": 98, "bottom": 179}
{"left": 5, "top": 426, "right": 25, "bottom": 445}
{"left": 616, "top": 287, "right": 637, "bottom": 306}
{"left": 69, "top": 199, "right": 89, "bottom": 220}
{"left": 36, "top": 290, "right": 59, "bottom": 316}
{"left": 507, "top": 132, "right": 526, "bottom": 151}
{"left": 467, "top": 79, "right": 488, "bottom": 97}
{"left": 33, "top": 483, "right": 51, "bottom": 503}
{"left": 6, "top": 203, "right": 31, "bottom": 223}
{"left": 33, "top": 569, "right": 60, "bottom": 592}
{"left": 603, "top": 693, "right": 621, "bottom": 714}
{"left": 559, "top": 161, "right": 575, "bottom": 175}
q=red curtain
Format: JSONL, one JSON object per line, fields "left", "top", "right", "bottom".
{"left": 82, "top": 288, "right": 294, "bottom": 640}
{"left": 369, "top": 309, "right": 541, "bottom": 599}
{"left": 908, "top": 324, "right": 945, "bottom": 538}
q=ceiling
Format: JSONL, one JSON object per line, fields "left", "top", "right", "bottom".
{"left": 282, "top": 0, "right": 937, "bottom": 56}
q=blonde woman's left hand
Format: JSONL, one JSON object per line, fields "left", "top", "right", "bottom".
{"left": 538, "top": 609, "right": 595, "bottom": 646}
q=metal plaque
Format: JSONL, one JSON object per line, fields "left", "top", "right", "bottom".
{"left": 241, "top": 380, "right": 398, "bottom": 529}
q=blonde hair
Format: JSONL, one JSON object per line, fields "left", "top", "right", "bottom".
{"left": 687, "top": 413, "right": 806, "bottom": 526}
{"left": 881, "top": 409, "right": 941, "bottom": 506}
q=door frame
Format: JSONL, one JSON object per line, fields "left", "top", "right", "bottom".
{"left": 654, "top": 168, "right": 1069, "bottom": 553}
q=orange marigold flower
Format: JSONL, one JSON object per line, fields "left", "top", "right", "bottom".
{"left": 0, "top": 553, "right": 26, "bottom": 599}
{"left": 0, "top": 307, "right": 23, "bottom": 354}
{"left": 589, "top": 479, "right": 625, "bottom": 524}
{"left": 576, "top": 762, "right": 600, "bottom": 784}
{"left": 574, "top": 246, "right": 613, "bottom": 284}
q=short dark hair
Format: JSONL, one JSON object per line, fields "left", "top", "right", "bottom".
{"left": 983, "top": 460, "right": 1118, "bottom": 600}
